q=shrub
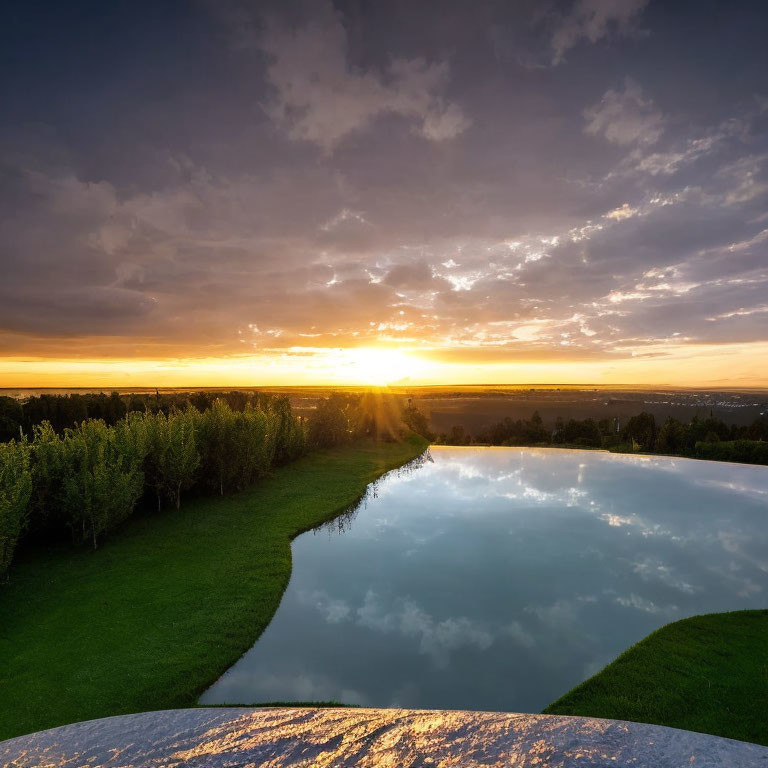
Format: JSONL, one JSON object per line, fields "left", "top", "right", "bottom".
{"left": 694, "top": 440, "right": 768, "bottom": 465}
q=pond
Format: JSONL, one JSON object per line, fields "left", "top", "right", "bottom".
{"left": 200, "top": 447, "right": 768, "bottom": 713}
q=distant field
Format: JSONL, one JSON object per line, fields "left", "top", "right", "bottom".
{"left": 407, "top": 386, "right": 765, "bottom": 436}
{"left": 413, "top": 390, "right": 768, "bottom": 435}
{"left": 5, "top": 385, "right": 765, "bottom": 437}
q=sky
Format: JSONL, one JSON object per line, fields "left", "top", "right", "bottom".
{"left": 1, "top": 0, "right": 767, "bottom": 387}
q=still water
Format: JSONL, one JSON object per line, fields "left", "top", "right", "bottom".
{"left": 201, "top": 447, "right": 768, "bottom": 712}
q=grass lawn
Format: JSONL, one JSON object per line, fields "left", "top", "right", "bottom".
{"left": 0, "top": 435, "right": 427, "bottom": 741}
{"left": 544, "top": 610, "right": 768, "bottom": 745}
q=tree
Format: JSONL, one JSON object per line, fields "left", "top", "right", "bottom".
{"left": 146, "top": 409, "right": 201, "bottom": 510}
{"left": 656, "top": 417, "right": 688, "bottom": 454}
{"left": 195, "top": 399, "right": 238, "bottom": 495}
{"left": 746, "top": 415, "right": 768, "bottom": 441}
{"left": 555, "top": 418, "right": 601, "bottom": 447}
{"left": 402, "top": 404, "right": 434, "bottom": 440}
{"left": 308, "top": 394, "right": 352, "bottom": 448}
{"left": 623, "top": 412, "right": 657, "bottom": 451}
{"left": 269, "top": 396, "right": 304, "bottom": 464}
{"left": 163, "top": 410, "right": 200, "bottom": 509}
{"left": 231, "top": 406, "right": 270, "bottom": 490}
{"left": 0, "top": 397, "right": 23, "bottom": 442}
{"left": 28, "top": 421, "right": 71, "bottom": 535}
{"left": 442, "top": 425, "right": 468, "bottom": 445}
{"left": 0, "top": 439, "right": 32, "bottom": 577}
{"left": 62, "top": 420, "right": 144, "bottom": 548}
{"left": 521, "top": 411, "right": 550, "bottom": 444}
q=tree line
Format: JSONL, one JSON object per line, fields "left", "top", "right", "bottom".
{"left": 0, "top": 391, "right": 406, "bottom": 579}
{"left": 0, "top": 390, "right": 294, "bottom": 441}
{"left": 431, "top": 410, "right": 768, "bottom": 464}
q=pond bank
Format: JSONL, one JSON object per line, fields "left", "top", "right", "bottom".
{"left": 544, "top": 609, "right": 768, "bottom": 746}
{"left": 0, "top": 435, "right": 427, "bottom": 740}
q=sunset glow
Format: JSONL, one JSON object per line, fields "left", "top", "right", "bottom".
{"left": 2, "top": 340, "right": 768, "bottom": 389}
{"left": 0, "top": 2, "right": 766, "bottom": 390}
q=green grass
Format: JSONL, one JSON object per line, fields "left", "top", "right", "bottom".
{"left": 0, "top": 435, "right": 427, "bottom": 740}
{"left": 544, "top": 610, "right": 768, "bottom": 745}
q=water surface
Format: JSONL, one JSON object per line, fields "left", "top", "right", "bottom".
{"left": 201, "top": 447, "right": 768, "bottom": 712}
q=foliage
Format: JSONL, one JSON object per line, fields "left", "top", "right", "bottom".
{"left": 269, "top": 395, "right": 307, "bottom": 465}
{"left": 622, "top": 411, "right": 657, "bottom": 451}
{"left": 694, "top": 439, "right": 768, "bottom": 465}
{"left": 656, "top": 416, "right": 688, "bottom": 454}
{"left": 0, "top": 390, "right": 419, "bottom": 575}
{"left": 22, "top": 392, "right": 127, "bottom": 434}
{"left": 231, "top": 405, "right": 272, "bottom": 491}
{"left": 434, "top": 408, "right": 768, "bottom": 467}
{"left": 463, "top": 411, "right": 549, "bottom": 446}
{"left": 402, "top": 404, "right": 435, "bottom": 441}
{"left": 308, "top": 394, "right": 356, "bottom": 448}
{"left": 0, "top": 389, "right": 306, "bottom": 439}
{"left": 0, "top": 436, "right": 427, "bottom": 739}
{"left": 306, "top": 391, "right": 405, "bottom": 448}
{"left": 437, "top": 425, "right": 470, "bottom": 445}
{"left": 553, "top": 416, "right": 601, "bottom": 447}
{"left": 27, "top": 422, "right": 70, "bottom": 535}
{"left": 61, "top": 420, "right": 146, "bottom": 548}
{"left": 0, "top": 395, "right": 314, "bottom": 575}
{"left": 0, "top": 439, "right": 32, "bottom": 577}
{"left": 194, "top": 398, "right": 239, "bottom": 496}
{"left": 145, "top": 409, "right": 200, "bottom": 510}
{"left": 0, "top": 397, "right": 24, "bottom": 442}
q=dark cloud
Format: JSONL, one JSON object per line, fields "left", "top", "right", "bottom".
{"left": 383, "top": 262, "right": 439, "bottom": 290}
{"left": 0, "top": 0, "right": 766, "bottom": 377}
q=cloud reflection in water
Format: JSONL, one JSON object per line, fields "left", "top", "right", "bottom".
{"left": 201, "top": 447, "right": 768, "bottom": 712}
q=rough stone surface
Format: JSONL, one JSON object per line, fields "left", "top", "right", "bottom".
{"left": 1, "top": 708, "right": 766, "bottom": 767}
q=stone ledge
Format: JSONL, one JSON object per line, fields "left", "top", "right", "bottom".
{"left": 2, "top": 707, "right": 766, "bottom": 767}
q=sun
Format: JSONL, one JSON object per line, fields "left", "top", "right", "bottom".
{"left": 338, "top": 347, "right": 421, "bottom": 386}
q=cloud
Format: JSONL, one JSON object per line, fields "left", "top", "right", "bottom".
{"left": 356, "top": 591, "right": 493, "bottom": 668}
{"left": 618, "top": 116, "right": 749, "bottom": 178}
{"left": 1, "top": 1, "right": 768, "bottom": 382}
{"left": 259, "top": 3, "right": 470, "bottom": 152}
{"left": 584, "top": 78, "right": 664, "bottom": 146}
{"left": 614, "top": 593, "right": 678, "bottom": 615}
{"left": 383, "top": 261, "right": 438, "bottom": 290}
{"left": 4, "top": 138, "right": 767, "bottom": 369}
{"left": 632, "top": 558, "right": 696, "bottom": 594}
{"left": 298, "top": 590, "right": 352, "bottom": 623}
{"left": 716, "top": 153, "right": 768, "bottom": 206}
{"left": 604, "top": 203, "right": 638, "bottom": 220}
{"left": 502, "top": 621, "right": 535, "bottom": 648}
{"left": 550, "top": 0, "right": 649, "bottom": 65}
